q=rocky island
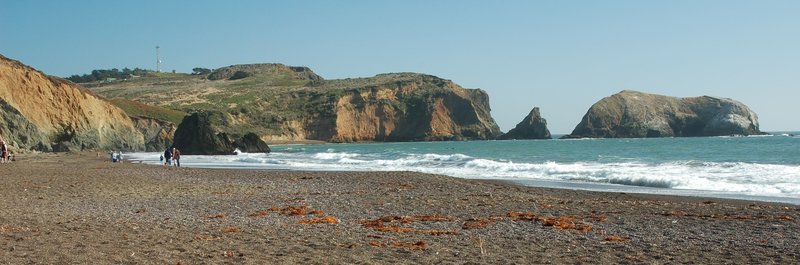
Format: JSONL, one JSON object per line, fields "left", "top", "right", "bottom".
{"left": 498, "top": 107, "right": 551, "bottom": 140}
{"left": 564, "top": 90, "right": 763, "bottom": 138}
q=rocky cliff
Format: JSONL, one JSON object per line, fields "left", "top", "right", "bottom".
{"left": 130, "top": 116, "right": 176, "bottom": 152}
{"left": 89, "top": 65, "right": 503, "bottom": 145}
{"left": 0, "top": 54, "right": 144, "bottom": 151}
{"left": 565, "top": 90, "right": 762, "bottom": 138}
{"left": 324, "top": 73, "right": 502, "bottom": 142}
{"left": 498, "top": 107, "right": 551, "bottom": 140}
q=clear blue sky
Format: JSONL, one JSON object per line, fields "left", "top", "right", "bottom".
{"left": 2, "top": 0, "right": 798, "bottom": 133}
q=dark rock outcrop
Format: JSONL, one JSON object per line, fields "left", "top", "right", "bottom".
{"left": 0, "top": 54, "right": 144, "bottom": 152}
{"left": 565, "top": 90, "right": 763, "bottom": 138}
{"left": 131, "top": 116, "right": 177, "bottom": 152}
{"left": 172, "top": 111, "right": 270, "bottom": 155}
{"left": 498, "top": 107, "right": 551, "bottom": 140}
{"left": 235, "top": 132, "right": 271, "bottom": 153}
{"left": 172, "top": 111, "right": 236, "bottom": 155}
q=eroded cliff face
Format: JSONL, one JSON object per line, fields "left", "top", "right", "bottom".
{"left": 566, "top": 90, "right": 762, "bottom": 138}
{"left": 324, "top": 74, "right": 501, "bottom": 142}
{"left": 0, "top": 54, "right": 144, "bottom": 151}
{"left": 130, "top": 116, "right": 176, "bottom": 152}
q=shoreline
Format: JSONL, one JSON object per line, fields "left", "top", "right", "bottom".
{"left": 1, "top": 152, "right": 797, "bottom": 264}
{"left": 125, "top": 151, "right": 800, "bottom": 206}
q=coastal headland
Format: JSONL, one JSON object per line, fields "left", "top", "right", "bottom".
{"left": 1, "top": 153, "right": 796, "bottom": 264}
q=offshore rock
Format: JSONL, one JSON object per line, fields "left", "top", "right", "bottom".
{"left": 235, "top": 132, "right": 271, "bottom": 153}
{"left": 0, "top": 54, "right": 144, "bottom": 151}
{"left": 498, "top": 107, "right": 552, "bottom": 140}
{"left": 565, "top": 90, "right": 763, "bottom": 138}
{"left": 172, "top": 111, "right": 237, "bottom": 155}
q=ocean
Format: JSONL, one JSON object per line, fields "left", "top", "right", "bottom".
{"left": 127, "top": 133, "right": 800, "bottom": 204}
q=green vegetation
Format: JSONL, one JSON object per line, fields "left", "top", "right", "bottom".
{"left": 109, "top": 99, "right": 187, "bottom": 124}
{"left": 86, "top": 63, "right": 472, "bottom": 141}
{"left": 66, "top": 68, "right": 155, "bottom": 83}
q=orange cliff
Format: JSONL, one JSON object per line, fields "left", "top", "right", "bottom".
{"left": 0, "top": 54, "right": 144, "bottom": 151}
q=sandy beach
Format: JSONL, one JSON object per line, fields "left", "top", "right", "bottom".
{"left": 0, "top": 153, "right": 797, "bottom": 264}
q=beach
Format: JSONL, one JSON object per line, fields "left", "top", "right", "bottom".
{"left": 1, "top": 153, "right": 797, "bottom": 264}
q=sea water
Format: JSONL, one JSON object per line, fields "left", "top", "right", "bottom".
{"left": 127, "top": 133, "right": 800, "bottom": 204}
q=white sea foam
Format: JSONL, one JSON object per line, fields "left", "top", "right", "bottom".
{"left": 125, "top": 150, "right": 800, "bottom": 199}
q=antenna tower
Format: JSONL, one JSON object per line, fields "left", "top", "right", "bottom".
{"left": 156, "top": 45, "right": 161, "bottom": 73}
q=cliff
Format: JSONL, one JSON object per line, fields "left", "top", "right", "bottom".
{"left": 89, "top": 65, "right": 503, "bottom": 146}
{"left": 498, "top": 107, "right": 551, "bottom": 140}
{"left": 131, "top": 116, "right": 176, "bottom": 152}
{"left": 565, "top": 90, "right": 762, "bottom": 138}
{"left": 0, "top": 54, "right": 144, "bottom": 151}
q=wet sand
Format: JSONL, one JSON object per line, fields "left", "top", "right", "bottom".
{"left": 1, "top": 153, "right": 797, "bottom": 264}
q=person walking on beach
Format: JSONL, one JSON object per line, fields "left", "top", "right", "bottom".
{"left": 172, "top": 147, "right": 181, "bottom": 167}
{"left": 163, "top": 147, "right": 173, "bottom": 166}
{"left": 1, "top": 140, "right": 8, "bottom": 163}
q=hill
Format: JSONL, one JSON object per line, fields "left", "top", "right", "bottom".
{"left": 86, "top": 64, "right": 502, "bottom": 145}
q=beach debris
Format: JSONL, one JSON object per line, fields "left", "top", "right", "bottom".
{"left": 507, "top": 211, "right": 537, "bottom": 221}
{"left": 473, "top": 237, "right": 486, "bottom": 256}
{"left": 605, "top": 235, "right": 630, "bottom": 242}
{"left": 507, "top": 212, "right": 593, "bottom": 232}
{"left": 270, "top": 206, "right": 308, "bottom": 216}
{"left": 361, "top": 215, "right": 459, "bottom": 235}
{"left": 298, "top": 216, "right": 339, "bottom": 224}
{"left": 248, "top": 211, "right": 269, "bottom": 217}
{"left": 309, "top": 210, "right": 325, "bottom": 216}
{"left": 222, "top": 227, "right": 241, "bottom": 233}
{"left": 207, "top": 213, "right": 226, "bottom": 219}
{"left": 134, "top": 208, "right": 147, "bottom": 214}
{"left": 462, "top": 218, "right": 501, "bottom": 230}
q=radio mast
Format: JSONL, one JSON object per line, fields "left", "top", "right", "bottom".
{"left": 156, "top": 45, "right": 161, "bottom": 73}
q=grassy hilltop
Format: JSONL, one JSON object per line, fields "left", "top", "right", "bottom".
{"left": 85, "top": 64, "right": 501, "bottom": 143}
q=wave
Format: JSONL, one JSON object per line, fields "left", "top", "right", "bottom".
{"left": 125, "top": 151, "right": 800, "bottom": 197}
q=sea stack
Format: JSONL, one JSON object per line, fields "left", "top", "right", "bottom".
{"left": 498, "top": 107, "right": 552, "bottom": 140}
{"left": 564, "top": 90, "right": 762, "bottom": 138}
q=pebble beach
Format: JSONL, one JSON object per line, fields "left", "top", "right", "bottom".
{"left": 1, "top": 152, "right": 797, "bottom": 264}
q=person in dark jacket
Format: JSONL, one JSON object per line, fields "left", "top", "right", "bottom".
{"left": 163, "top": 147, "right": 173, "bottom": 166}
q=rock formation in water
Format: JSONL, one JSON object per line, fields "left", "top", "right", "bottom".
{"left": 498, "top": 107, "right": 552, "bottom": 140}
{"left": 565, "top": 90, "right": 763, "bottom": 138}
{"left": 172, "top": 111, "right": 271, "bottom": 155}
{"left": 0, "top": 54, "right": 144, "bottom": 151}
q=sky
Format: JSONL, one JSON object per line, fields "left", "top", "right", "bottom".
{"left": 2, "top": 0, "right": 798, "bottom": 133}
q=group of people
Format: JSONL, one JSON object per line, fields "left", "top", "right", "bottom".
{"left": 160, "top": 146, "right": 181, "bottom": 167}
{"left": 110, "top": 151, "right": 123, "bottom": 163}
